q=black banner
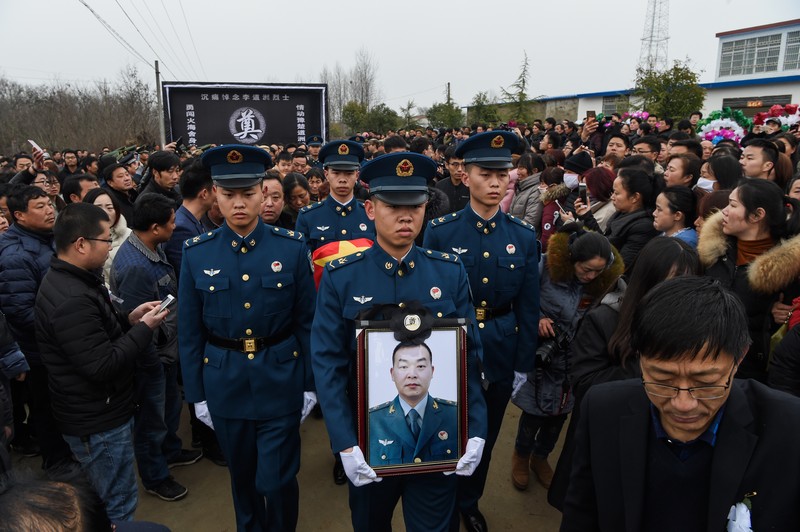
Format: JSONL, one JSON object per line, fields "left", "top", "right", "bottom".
{"left": 162, "top": 82, "right": 327, "bottom": 146}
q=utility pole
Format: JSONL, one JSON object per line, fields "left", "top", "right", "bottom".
{"left": 446, "top": 82, "right": 451, "bottom": 106}
{"left": 155, "top": 60, "right": 166, "bottom": 147}
{"left": 638, "top": 0, "right": 670, "bottom": 72}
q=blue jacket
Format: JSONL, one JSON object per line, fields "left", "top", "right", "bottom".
{"left": 295, "top": 196, "right": 375, "bottom": 253}
{"left": 0, "top": 311, "right": 28, "bottom": 379}
{"left": 178, "top": 222, "right": 316, "bottom": 419}
{"left": 164, "top": 205, "right": 207, "bottom": 278}
{"left": 0, "top": 224, "right": 55, "bottom": 365}
{"left": 311, "top": 243, "right": 487, "bottom": 453}
{"left": 424, "top": 208, "right": 541, "bottom": 382}
{"left": 368, "top": 395, "right": 458, "bottom": 466}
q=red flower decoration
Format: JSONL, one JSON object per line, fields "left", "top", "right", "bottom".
{"left": 769, "top": 104, "right": 785, "bottom": 117}
{"left": 753, "top": 112, "right": 768, "bottom": 126}
{"left": 785, "top": 104, "right": 798, "bottom": 115}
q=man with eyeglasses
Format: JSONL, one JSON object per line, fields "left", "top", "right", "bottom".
{"left": 561, "top": 276, "right": 800, "bottom": 532}
{"left": 631, "top": 135, "right": 665, "bottom": 177}
{"left": 435, "top": 146, "right": 470, "bottom": 214}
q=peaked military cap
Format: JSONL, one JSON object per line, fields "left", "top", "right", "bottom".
{"left": 349, "top": 134, "right": 367, "bottom": 144}
{"left": 360, "top": 152, "right": 434, "bottom": 206}
{"left": 454, "top": 130, "right": 519, "bottom": 169}
{"left": 319, "top": 140, "right": 365, "bottom": 170}
{"left": 307, "top": 134, "right": 324, "bottom": 146}
{"left": 201, "top": 144, "right": 272, "bottom": 189}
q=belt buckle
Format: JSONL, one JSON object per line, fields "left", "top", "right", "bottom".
{"left": 475, "top": 308, "right": 486, "bottom": 321}
{"left": 243, "top": 338, "right": 256, "bottom": 353}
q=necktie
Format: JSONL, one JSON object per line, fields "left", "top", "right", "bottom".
{"left": 407, "top": 409, "right": 421, "bottom": 440}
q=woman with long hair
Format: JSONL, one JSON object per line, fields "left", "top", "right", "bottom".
{"left": 698, "top": 178, "right": 800, "bottom": 381}
{"left": 510, "top": 223, "right": 623, "bottom": 492}
{"left": 82, "top": 187, "right": 131, "bottom": 283}
{"left": 281, "top": 172, "right": 311, "bottom": 230}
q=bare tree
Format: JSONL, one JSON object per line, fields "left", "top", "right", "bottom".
{"left": 320, "top": 62, "right": 350, "bottom": 123}
{"left": 350, "top": 47, "right": 380, "bottom": 110}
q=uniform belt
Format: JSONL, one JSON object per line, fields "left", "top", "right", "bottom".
{"left": 208, "top": 328, "right": 293, "bottom": 353}
{"left": 474, "top": 304, "right": 513, "bottom": 321}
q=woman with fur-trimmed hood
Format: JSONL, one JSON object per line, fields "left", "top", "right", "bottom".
{"left": 698, "top": 179, "right": 800, "bottom": 382}
{"left": 510, "top": 223, "right": 623, "bottom": 491}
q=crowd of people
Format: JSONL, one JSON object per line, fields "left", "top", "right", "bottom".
{"left": 1, "top": 108, "right": 800, "bottom": 532}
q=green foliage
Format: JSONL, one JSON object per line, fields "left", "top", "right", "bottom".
{"left": 425, "top": 101, "right": 464, "bottom": 129}
{"left": 363, "top": 103, "right": 401, "bottom": 133}
{"left": 633, "top": 59, "right": 706, "bottom": 119}
{"left": 399, "top": 100, "right": 420, "bottom": 130}
{"left": 469, "top": 91, "right": 500, "bottom": 125}
{"left": 500, "top": 52, "right": 531, "bottom": 123}
{"left": 341, "top": 100, "right": 368, "bottom": 134}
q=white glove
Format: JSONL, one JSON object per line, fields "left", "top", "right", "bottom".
{"left": 445, "top": 437, "right": 485, "bottom": 477}
{"left": 194, "top": 401, "right": 214, "bottom": 430}
{"left": 339, "top": 446, "right": 382, "bottom": 487}
{"left": 511, "top": 371, "right": 527, "bottom": 400}
{"left": 300, "top": 391, "right": 317, "bottom": 424}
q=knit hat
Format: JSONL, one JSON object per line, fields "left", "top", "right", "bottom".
{"left": 564, "top": 151, "right": 593, "bottom": 175}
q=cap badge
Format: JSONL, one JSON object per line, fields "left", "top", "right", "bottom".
{"left": 271, "top": 261, "right": 282, "bottom": 272}
{"left": 396, "top": 159, "right": 414, "bottom": 177}
{"left": 227, "top": 150, "right": 243, "bottom": 164}
{"left": 430, "top": 287, "right": 441, "bottom": 300}
{"left": 404, "top": 314, "right": 421, "bottom": 331}
{"left": 338, "top": 144, "right": 350, "bottom": 155}
{"left": 506, "top": 244, "right": 516, "bottom": 254}
{"left": 491, "top": 135, "right": 505, "bottom": 149}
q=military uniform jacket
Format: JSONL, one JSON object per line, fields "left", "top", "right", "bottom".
{"left": 311, "top": 243, "right": 487, "bottom": 453}
{"left": 423, "top": 208, "right": 540, "bottom": 382}
{"left": 178, "top": 221, "right": 316, "bottom": 420}
{"left": 368, "top": 395, "right": 458, "bottom": 466}
{"left": 295, "top": 196, "right": 375, "bottom": 253}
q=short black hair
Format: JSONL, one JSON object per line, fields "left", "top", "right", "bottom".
{"left": 7, "top": 186, "right": 48, "bottom": 222}
{"left": 444, "top": 145, "right": 460, "bottom": 162}
{"left": 606, "top": 132, "right": 630, "bottom": 149}
{"left": 392, "top": 341, "right": 433, "bottom": 364}
{"left": 54, "top": 203, "right": 109, "bottom": 253}
{"left": 276, "top": 151, "right": 293, "bottom": 164}
{"left": 631, "top": 276, "right": 750, "bottom": 363}
{"left": 62, "top": 174, "right": 98, "bottom": 204}
{"left": 147, "top": 150, "right": 180, "bottom": 172}
{"left": 179, "top": 158, "right": 213, "bottom": 200}
{"left": 383, "top": 135, "right": 408, "bottom": 152}
{"left": 677, "top": 119, "right": 693, "bottom": 131}
{"left": 743, "top": 138, "right": 779, "bottom": 165}
{"left": 671, "top": 139, "right": 703, "bottom": 159}
{"left": 633, "top": 135, "right": 661, "bottom": 154}
{"left": 668, "top": 131, "right": 691, "bottom": 142}
{"left": 543, "top": 131, "right": 562, "bottom": 149}
{"left": 13, "top": 153, "right": 32, "bottom": 166}
{"left": 130, "top": 192, "right": 175, "bottom": 231}
{"left": 103, "top": 163, "right": 126, "bottom": 181}
{"left": 409, "top": 137, "right": 432, "bottom": 154}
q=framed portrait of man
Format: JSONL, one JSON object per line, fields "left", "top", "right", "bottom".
{"left": 356, "top": 319, "right": 468, "bottom": 476}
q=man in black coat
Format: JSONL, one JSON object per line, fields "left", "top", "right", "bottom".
{"left": 34, "top": 203, "right": 167, "bottom": 522}
{"left": 561, "top": 276, "right": 800, "bottom": 532}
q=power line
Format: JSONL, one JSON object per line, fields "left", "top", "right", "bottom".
{"left": 112, "top": 0, "right": 180, "bottom": 79}
{"left": 139, "top": 0, "right": 192, "bottom": 80}
{"left": 159, "top": 0, "right": 200, "bottom": 80}
{"left": 76, "top": 0, "right": 152, "bottom": 69}
{"left": 178, "top": 0, "right": 208, "bottom": 81}
{"left": 125, "top": 0, "right": 190, "bottom": 79}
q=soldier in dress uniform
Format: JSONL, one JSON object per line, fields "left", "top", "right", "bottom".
{"left": 311, "top": 151, "right": 488, "bottom": 532}
{"left": 306, "top": 134, "right": 323, "bottom": 169}
{"left": 368, "top": 342, "right": 458, "bottom": 466}
{"left": 423, "top": 130, "right": 540, "bottom": 532}
{"left": 178, "top": 145, "right": 317, "bottom": 532}
{"left": 294, "top": 140, "right": 375, "bottom": 253}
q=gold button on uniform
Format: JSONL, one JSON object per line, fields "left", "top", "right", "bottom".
{"left": 209, "top": 286, "right": 215, "bottom": 291}
{"left": 399, "top": 302, "right": 406, "bottom": 308}
{"left": 510, "top": 264, "right": 515, "bottom": 269}
{"left": 277, "top": 283, "right": 283, "bottom": 288}
{"left": 482, "top": 278, "right": 488, "bottom": 284}
{"left": 245, "top": 329, "right": 252, "bottom": 335}
{"left": 242, "top": 274, "right": 250, "bottom": 281}
{"left": 203, "top": 357, "right": 209, "bottom": 364}
{"left": 481, "top": 301, "right": 487, "bottom": 307}
{"left": 483, "top": 252, "right": 490, "bottom": 258}
{"left": 341, "top": 229, "right": 347, "bottom": 235}
{"left": 479, "top": 322, "right": 485, "bottom": 329}
{"left": 437, "top": 312, "right": 443, "bottom": 318}
{"left": 414, "top": 458, "right": 422, "bottom": 464}
{"left": 293, "top": 351, "right": 299, "bottom": 358}
{"left": 241, "top": 247, "right": 248, "bottom": 254}
{"left": 398, "top": 270, "right": 404, "bottom": 277}
{"left": 484, "top": 228, "right": 489, "bottom": 234}
{"left": 446, "top": 449, "right": 451, "bottom": 454}
{"left": 244, "top": 302, "right": 251, "bottom": 309}
{"left": 247, "top": 353, "right": 255, "bottom": 360}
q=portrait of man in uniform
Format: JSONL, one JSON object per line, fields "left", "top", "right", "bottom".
{"left": 368, "top": 340, "right": 459, "bottom": 467}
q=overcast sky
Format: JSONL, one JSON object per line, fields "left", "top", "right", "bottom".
{"left": 1, "top": 0, "right": 797, "bottom": 114}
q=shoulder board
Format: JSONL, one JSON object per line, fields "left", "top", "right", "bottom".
{"left": 506, "top": 213, "right": 536, "bottom": 232}
{"left": 368, "top": 400, "right": 392, "bottom": 413}
{"left": 300, "top": 201, "right": 323, "bottom": 214}
{"left": 268, "top": 226, "right": 304, "bottom": 241}
{"left": 421, "top": 248, "right": 460, "bottom": 263}
{"left": 434, "top": 398, "right": 457, "bottom": 407}
{"left": 184, "top": 230, "right": 217, "bottom": 248}
{"left": 429, "top": 211, "right": 461, "bottom": 227}
{"left": 325, "top": 250, "right": 367, "bottom": 271}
